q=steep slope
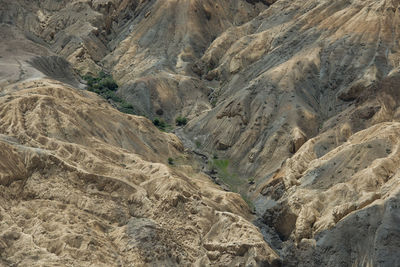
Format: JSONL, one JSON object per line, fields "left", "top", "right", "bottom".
{"left": 0, "top": 78, "right": 280, "bottom": 266}
{"left": 181, "top": 0, "right": 400, "bottom": 265}
{"left": 2, "top": 0, "right": 400, "bottom": 266}
{"left": 186, "top": 0, "right": 400, "bottom": 178}
{"left": 0, "top": 4, "right": 281, "bottom": 264}
{"left": 1, "top": 0, "right": 268, "bottom": 119}
{"left": 260, "top": 121, "right": 400, "bottom": 266}
{"left": 104, "top": 0, "right": 268, "bottom": 118}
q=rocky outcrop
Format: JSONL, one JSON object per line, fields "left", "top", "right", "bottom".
{"left": 0, "top": 78, "right": 280, "bottom": 266}
{"left": 2, "top": 0, "right": 400, "bottom": 266}
{"left": 289, "top": 128, "right": 307, "bottom": 154}
{"left": 259, "top": 122, "right": 400, "bottom": 266}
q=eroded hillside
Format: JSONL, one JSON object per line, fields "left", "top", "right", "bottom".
{"left": 0, "top": 80, "right": 280, "bottom": 266}
{"left": 1, "top": 0, "right": 400, "bottom": 266}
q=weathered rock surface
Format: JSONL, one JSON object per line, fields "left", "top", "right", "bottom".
{"left": 2, "top": 0, "right": 400, "bottom": 266}
{"left": 0, "top": 9, "right": 281, "bottom": 263}
{"left": 260, "top": 122, "right": 400, "bottom": 266}
{"left": 0, "top": 78, "right": 279, "bottom": 266}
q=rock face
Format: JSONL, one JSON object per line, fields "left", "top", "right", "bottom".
{"left": 0, "top": 78, "right": 280, "bottom": 266}
{"left": 2, "top": 0, "right": 400, "bottom": 266}
{"left": 0, "top": 5, "right": 281, "bottom": 264}
{"left": 260, "top": 122, "right": 400, "bottom": 266}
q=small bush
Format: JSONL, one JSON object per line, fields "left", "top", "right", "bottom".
{"left": 168, "top": 157, "right": 174, "bottom": 165}
{"left": 98, "top": 77, "right": 118, "bottom": 91}
{"left": 175, "top": 116, "right": 188, "bottom": 126}
{"left": 121, "top": 102, "right": 134, "bottom": 109}
{"left": 118, "top": 101, "right": 135, "bottom": 114}
{"left": 153, "top": 118, "right": 167, "bottom": 131}
{"left": 84, "top": 71, "right": 118, "bottom": 92}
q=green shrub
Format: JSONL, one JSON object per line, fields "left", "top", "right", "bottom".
{"left": 98, "top": 77, "right": 118, "bottom": 91}
{"left": 175, "top": 116, "right": 188, "bottom": 126}
{"left": 82, "top": 71, "right": 137, "bottom": 115}
{"left": 82, "top": 74, "right": 94, "bottom": 82}
{"left": 120, "top": 102, "right": 134, "bottom": 109}
{"left": 153, "top": 118, "right": 167, "bottom": 131}
{"left": 119, "top": 101, "right": 135, "bottom": 115}
{"left": 208, "top": 157, "right": 255, "bottom": 212}
{"left": 84, "top": 71, "right": 118, "bottom": 92}
{"left": 168, "top": 157, "right": 174, "bottom": 165}
{"left": 98, "top": 71, "right": 107, "bottom": 79}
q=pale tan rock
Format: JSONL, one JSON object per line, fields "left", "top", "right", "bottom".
{"left": 289, "top": 128, "right": 307, "bottom": 154}
{"left": 0, "top": 79, "right": 280, "bottom": 266}
{"left": 2, "top": 0, "right": 400, "bottom": 265}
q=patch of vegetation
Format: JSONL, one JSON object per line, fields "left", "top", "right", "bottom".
{"left": 153, "top": 118, "right": 168, "bottom": 131}
{"left": 208, "top": 158, "right": 255, "bottom": 211}
{"left": 209, "top": 158, "right": 255, "bottom": 212}
{"left": 119, "top": 102, "right": 136, "bottom": 114}
{"left": 175, "top": 116, "right": 188, "bottom": 126}
{"left": 168, "top": 157, "right": 174, "bottom": 165}
{"left": 83, "top": 71, "right": 136, "bottom": 115}
{"left": 209, "top": 159, "right": 242, "bottom": 191}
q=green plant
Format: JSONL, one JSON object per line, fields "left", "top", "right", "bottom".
{"left": 153, "top": 118, "right": 167, "bottom": 131}
{"left": 168, "top": 157, "right": 174, "bottom": 165}
{"left": 175, "top": 116, "right": 188, "bottom": 126}
{"left": 208, "top": 157, "right": 255, "bottom": 212}
{"left": 119, "top": 100, "right": 136, "bottom": 114}
{"left": 98, "top": 77, "right": 118, "bottom": 91}
{"left": 83, "top": 72, "right": 118, "bottom": 91}
{"left": 209, "top": 159, "right": 242, "bottom": 191}
{"left": 118, "top": 101, "right": 134, "bottom": 114}
{"left": 98, "top": 71, "right": 107, "bottom": 79}
{"left": 83, "top": 71, "right": 138, "bottom": 115}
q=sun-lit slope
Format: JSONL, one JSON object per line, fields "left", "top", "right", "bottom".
{"left": 180, "top": 1, "right": 400, "bottom": 265}
{"left": 104, "top": 0, "right": 268, "bottom": 119}
{"left": 184, "top": 0, "right": 400, "bottom": 179}
{"left": 2, "top": 0, "right": 400, "bottom": 265}
{"left": 259, "top": 121, "right": 400, "bottom": 266}
{"left": 0, "top": 79, "right": 280, "bottom": 266}
{"left": 1, "top": 0, "right": 269, "bottom": 120}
